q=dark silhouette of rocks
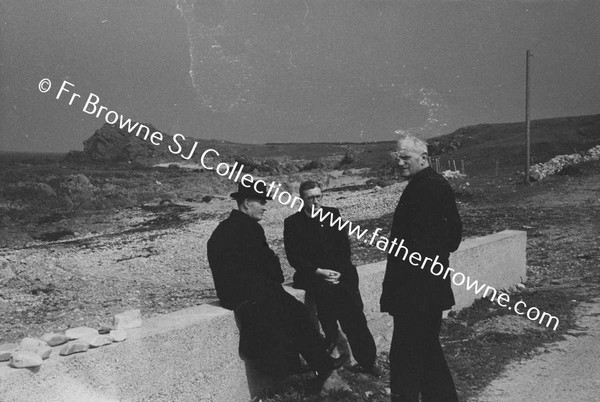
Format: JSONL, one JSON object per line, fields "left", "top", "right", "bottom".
{"left": 82, "top": 123, "right": 165, "bottom": 162}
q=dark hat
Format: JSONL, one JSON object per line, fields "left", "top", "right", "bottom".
{"left": 230, "top": 178, "right": 273, "bottom": 201}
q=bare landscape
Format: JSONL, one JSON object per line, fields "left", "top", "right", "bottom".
{"left": 1, "top": 114, "right": 600, "bottom": 400}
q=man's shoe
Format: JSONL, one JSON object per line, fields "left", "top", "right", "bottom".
{"left": 312, "top": 352, "right": 349, "bottom": 393}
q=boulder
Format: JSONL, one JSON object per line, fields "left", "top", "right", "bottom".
{"left": 59, "top": 342, "right": 90, "bottom": 356}
{"left": 109, "top": 329, "right": 127, "bottom": 342}
{"left": 9, "top": 351, "right": 43, "bottom": 369}
{"left": 65, "top": 327, "right": 98, "bottom": 340}
{"left": 113, "top": 309, "right": 142, "bottom": 330}
{"left": 83, "top": 123, "right": 161, "bottom": 162}
{"left": 41, "top": 333, "right": 70, "bottom": 347}
{"left": 79, "top": 334, "right": 113, "bottom": 348}
{"left": 0, "top": 343, "right": 18, "bottom": 362}
{"left": 19, "top": 338, "right": 52, "bottom": 359}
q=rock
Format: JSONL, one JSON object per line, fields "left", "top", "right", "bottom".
{"left": 98, "top": 327, "right": 112, "bottom": 335}
{"left": 113, "top": 309, "right": 142, "bottom": 330}
{"left": 65, "top": 327, "right": 98, "bottom": 340}
{"left": 516, "top": 283, "right": 526, "bottom": 291}
{"left": 0, "top": 261, "right": 16, "bottom": 282}
{"left": 79, "top": 334, "right": 113, "bottom": 348}
{"left": 82, "top": 122, "right": 163, "bottom": 162}
{"left": 19, "top": 337, "right": 47, "bottom": 350}
{"left": 9, "top": 351, "right": 43, "bottom": 368}
{"left": 59, "top": 342, "right": 90, "bottom": 356}
{"left": 0, "top": 343, "right": 18, "bottom": 362}
{"left": 19, "top": 338, "right": 52, "bottom": 359}
{"left": 31, "top": 345, "right": 52, "bottom": 360}
{"left": 109, "top": 329, "right": 127, "bottom": 342}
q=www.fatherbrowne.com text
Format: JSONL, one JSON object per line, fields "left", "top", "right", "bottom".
{"left": 308, "top": 206, "right": 559, "bottom": 330}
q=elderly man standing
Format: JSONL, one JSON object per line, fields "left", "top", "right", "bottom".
{"left": 207, "top": 179, "right": 346, "bottom": 391}
{"left": 284, "top": 180, "right": 378, "bottom": 375}
{"left": 380, "top": 134, "right": 462, "bottom": 402}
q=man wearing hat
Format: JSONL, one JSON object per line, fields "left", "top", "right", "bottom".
{"left": 207, "top": 178, "right": 346, "bottom": 390}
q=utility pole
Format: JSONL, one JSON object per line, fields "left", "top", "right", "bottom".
{"left": 525, "top": 49, "right": 533, "bottom": 183}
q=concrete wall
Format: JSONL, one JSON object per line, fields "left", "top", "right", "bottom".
{"left": 358, "top": 230, "right": 527, "bottom": 351}
{"left": 0, "top": 230, "right": 526, "bottom": 402}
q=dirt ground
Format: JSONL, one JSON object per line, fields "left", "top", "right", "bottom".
{"left": 1, "top": 156, "right": 600, "bottom": 401}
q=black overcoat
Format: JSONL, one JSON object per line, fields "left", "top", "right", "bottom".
{"left": 284, "top": 206, "right": 359, "bottom": 291}
{"left": 380, "top": 167, "right": 462, "bottom": 314}
{"left": 207, "top": 209, "right": 286, "bottom": 310}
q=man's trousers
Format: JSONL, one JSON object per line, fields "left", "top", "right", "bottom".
{"left": 313, "top": 283, "right": 377, "bottom": 370}
{"left": 235, "top": 291, "right": 332, "bottom": 377}
{"left": 389, "top": 306, "right": 458, "bottom": 402}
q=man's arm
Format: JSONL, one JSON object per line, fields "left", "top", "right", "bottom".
{"left": 208, "top": 231, "right": 284, "bottom": 305}
{"left": 330, "top": 208, "right": 353, "bottom": 266}
{"left": 440, "top": 182, "right": 462, "bottom": 252}
{"left": 405, "top": 178, "right": 462, "bottom": 254}
{"left": 284, "top": 216, "right": 318, "bottom": 275}
{"left": 284, "top": 215, "right": 340, "bottom": 284}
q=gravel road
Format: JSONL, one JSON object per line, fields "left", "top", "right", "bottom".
{"left": 476, "top": 297, "right": 600, "bottom": 401}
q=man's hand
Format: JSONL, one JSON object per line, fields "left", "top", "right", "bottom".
{"left": 315, "top": 268, "right": 340, "bottom": 285}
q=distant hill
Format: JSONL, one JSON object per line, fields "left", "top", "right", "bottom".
{"left": 427, "top": 114, "right": 600, "bottom": 175}
{"left": 56, "top": 113, "right": 600, "bottom": 177}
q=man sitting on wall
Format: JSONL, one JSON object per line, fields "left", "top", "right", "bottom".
{"left": 207, "top": 178, "right": 346, "bottom": 391}
{"left": 284, "top": 180, "right": 379, "bottom": 375}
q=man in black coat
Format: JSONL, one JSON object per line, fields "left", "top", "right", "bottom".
{"left": 284, "top": 180, "right": 378, "bottom": 374}
{"left": 380, "top": 134, "right": 462, "bottom": 402}
{"left": 207, "top": 179, "right": 346, "bottom": 389}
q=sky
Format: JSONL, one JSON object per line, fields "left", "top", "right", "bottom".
{"left": 1, "top": 0, "right": 598, "bottom": 153}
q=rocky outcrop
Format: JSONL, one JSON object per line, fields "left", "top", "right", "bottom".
{"left": 82, "top": 123, "right": 165, "bottom": 162}
{"left": 529, "top": 144, "right": 600, "bottom": 181}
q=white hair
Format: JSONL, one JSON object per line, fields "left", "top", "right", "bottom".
{"left": 396, "top": 132, "right": 428, "bottom": 155}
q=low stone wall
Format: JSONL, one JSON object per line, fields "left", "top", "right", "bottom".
{"left": 0, "top": 230, "right": 526, "bottom": 401}
{"left": 359, "top": 230, "right": 527, "bottom": 352}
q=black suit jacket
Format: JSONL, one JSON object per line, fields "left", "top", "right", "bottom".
{"left": 284, "top": 206, "right": 359, "bottom": 291}
{"left": 207, "top": 209, "right": 286, "bottom": 310}
{"left": 380, "top": 167, "right": 462, "bottom": 314}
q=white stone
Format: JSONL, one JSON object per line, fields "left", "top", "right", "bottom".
{"left": 109, "top": 329, "right": 127, "bottom": 342}
{"left": 20, "top": 337, "right": 47, "bottom": 349}
{"left": 79, "top": 334, "right": 113, "bottom": 348}
{"left": 0, "top": 343, "right": 18, "bottom": 362}
{"left": 41, "top": 332, "right": 70, "bottom": 347}
{"left": 9, "top": 351, "right": 43, "bottom": 368}
{"left": 59, "top": 341, "right": 90, "bottom": 356}
{"left": 18, "top": 338, "right": 52, "bottom": 359}
{"left": 113, "top": 309, "right": 142, "bottom": 330}
{"left": 65, "top": 327, "right": 98, "bottom": 340}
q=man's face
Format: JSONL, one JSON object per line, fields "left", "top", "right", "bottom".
{"left": 393, "top": 141, "right": 427, "bottom": 179}
{"left": 244, "top": 198, "right": 267, "bottom": 221}
{"left": 301, "top": 187, "right": 323, "bottom": 215}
